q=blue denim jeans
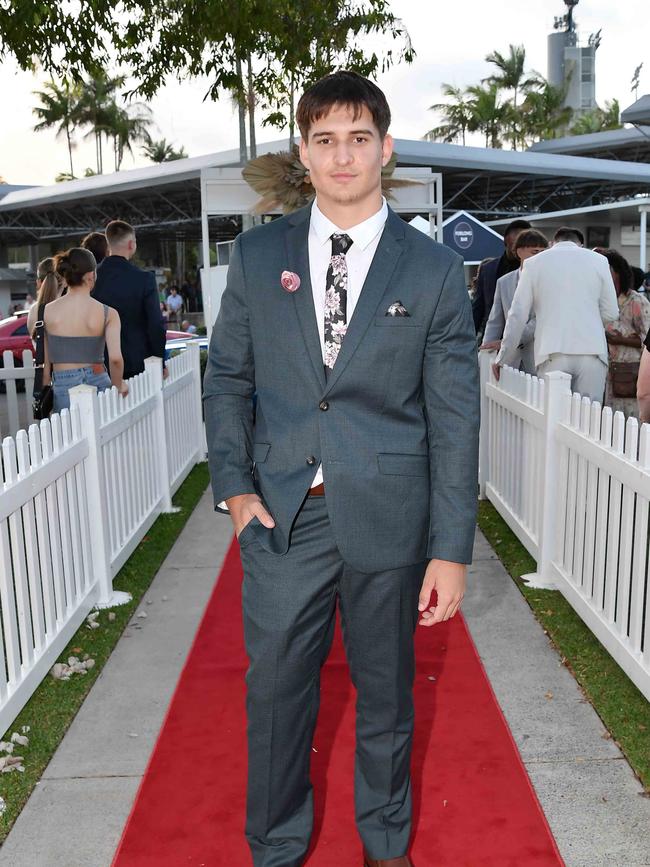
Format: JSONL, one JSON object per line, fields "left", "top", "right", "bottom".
{"left": 52, "top": 367, "right": 112, "bottom": 412}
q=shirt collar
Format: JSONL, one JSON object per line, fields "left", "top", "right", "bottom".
{"left": 310, "top": 197, "right": 388, "bottom": 251}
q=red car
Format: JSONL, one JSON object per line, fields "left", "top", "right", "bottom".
{"left": 0, "top": 310, "right": 31, "bottom": 365}
{"left": 0, "top": 311, "right": 190, "bottom": 364}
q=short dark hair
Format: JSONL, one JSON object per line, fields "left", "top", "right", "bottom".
{"left": 504, "top": 219, "right": 532, "bottom": 238}
{"left": 599, "top": 249, "right": 632, "bottom": 293}
{"left": 554, "top": 226, "right": 584, "bottom": 245}
{"left": 297, "top": 70, "right": 391, "bottom": 140}
{"left": 515, "top": 229, "right": 549, "bottom": 251}
{"left": 631, "top": 266, "right": 645, "bottom": 291}
{"left": 106, "top": 220, "right": 135, "bottom": 247}
{"left": 54, "top": 248, "right": 97, "bottom": 287}
{"left": 81, "top": 231, "right": 108, "bottom": 264}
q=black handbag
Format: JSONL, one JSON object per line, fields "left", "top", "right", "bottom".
{"left": 32, "top": 303, "right": 54, "bottom": 420}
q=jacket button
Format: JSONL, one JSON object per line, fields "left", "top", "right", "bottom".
{"left": 319, "top": 400, "right": 329, "bottom": 411}
{"left": 306, "top": 456, "right": 316, "bottom": 466}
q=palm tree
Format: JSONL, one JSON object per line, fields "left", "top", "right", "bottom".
{"left": 142, "top": 136, "right": 187, "bottom": 163}
{"left": 76, "top": 71, "right": 126, "bottom": 174}
{"left": 109, "top": 103, "right": 153, "bottom": 170}
{"left": 425, "top": 84, "right": 473, "bottom": 145}
{"left": 33, "top": 78, "right": 81, "bottom": 177}
{"left": 601, "top": 99, "right": 622, "bottom": 130}
{"left": 484, "top": 45, "right": 540, "bottom": 149}
{"left": 466, "top": 83, "right": 506, "bottom": 149}
{"left": 570, "top": 99, "right": 622, "bottom": 135}
{"left": 520, "top": 81, "right": 573, "bottom": 144}
{"left": 484, "top": 45, "right": 538, "bottom": 110}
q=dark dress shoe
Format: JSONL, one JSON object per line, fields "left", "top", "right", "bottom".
{"left": 363, "top": 853, "right": 413, "bottom": 866}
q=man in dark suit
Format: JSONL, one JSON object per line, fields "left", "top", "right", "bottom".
{"left": 204, "top": 71, "right": 479, "bottom": 867}
{"left": 472, "top": 218, "right": 531, "bottom": 335}
{"left": 93, "top": 220, "right": 166, "bottom": 379}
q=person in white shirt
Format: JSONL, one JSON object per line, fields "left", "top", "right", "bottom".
{"left": 480, "top": 228, "right": 549, "bottom": 374}
{"left": 166, "top": 286, "right": 183, "bottom": 323}
{"left": 494, "top": 226, "right": 619, "bottom": 402}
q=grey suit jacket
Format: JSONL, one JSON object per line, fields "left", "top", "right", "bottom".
{"left": 203, "top": 204, "right": 479, "bottom": 573}
{"left": 483, "top": 269, "right": 536, "bottom": 374}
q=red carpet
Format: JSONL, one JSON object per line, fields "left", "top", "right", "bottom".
{"left": 113, "top": 540, "right": 564, "bottom": 867}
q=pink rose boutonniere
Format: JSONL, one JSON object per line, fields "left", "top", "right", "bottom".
{"left": 281, "top": 271, "right": 301, "bottom": 293}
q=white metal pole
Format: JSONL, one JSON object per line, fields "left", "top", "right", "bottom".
{"left": 640, "top": 208, "right": 648, "bottom": 273}
{"left": 478, "top": 350, "right": 492, "bottom": 499}
{"left": 187, "top": 341, "right": 206, "bottom": 464}
{"left": 145, "top": 357, "right": 177, "bottom": 514}
{"left": 200, "top": 172, "right": 213, "bottom": 342}
{"left": 70, "top": 385, "right": 131, "bottom": 608}
{"left": 522, "top": 370, "right": 572, "bottom": 590}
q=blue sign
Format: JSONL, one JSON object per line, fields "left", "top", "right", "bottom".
{"left": 443, "top": 212, "right": 504, "bottom": 263}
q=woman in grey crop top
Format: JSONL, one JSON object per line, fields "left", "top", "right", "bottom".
{"left": 45, "top": 248, "right": 128, "bottom": 413}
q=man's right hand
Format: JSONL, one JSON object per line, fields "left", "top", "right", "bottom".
{"left": 226, "top": 493, "right": 276, "bottom": 538}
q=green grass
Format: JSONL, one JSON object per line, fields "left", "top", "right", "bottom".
{"left": 0, "top": 463, "right": 210, "bottom": 840}
{"left": 478, "top": 500, "right": 650, "bottom": 791}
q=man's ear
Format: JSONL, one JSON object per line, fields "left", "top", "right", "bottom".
{"left": 299, "top": 138, "right": 310, "bottom": 173}
{"left": 381, "top": 133, "right": 394, "bottom": 167}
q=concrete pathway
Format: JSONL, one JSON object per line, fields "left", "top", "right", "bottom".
{"left": 1, "top": 490, "right": 648, "bottom": 866}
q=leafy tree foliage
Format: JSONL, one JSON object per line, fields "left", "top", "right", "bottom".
{"left": 142, "top": 136, "right": 188, "bottom": 163}
{"left": 4, "top": 1, "right": 413, "bottom": 165}
{"left": 425, "top": 43, "right": 620, "bottom": 150}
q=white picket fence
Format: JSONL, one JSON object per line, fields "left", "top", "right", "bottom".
{"left": 479, "top": 351, "right": 650, "bottom": 702}
{"left": 0, "top": 350, "right": 35, "bottom": 439}
{"left": 0, "top": 343, "right": 205, "bottom": 734}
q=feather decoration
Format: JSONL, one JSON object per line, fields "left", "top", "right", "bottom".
{"left": 242, "top": 145, "right": 419, "bottom": 214}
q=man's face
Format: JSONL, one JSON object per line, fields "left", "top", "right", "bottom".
{"left": 518, "top": 245, "right": 546, "bottom": 264}
{"left": 299, "top": 103, "right": 393, "bottom": 209}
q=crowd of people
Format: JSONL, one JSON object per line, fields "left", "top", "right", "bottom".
{"left": 28, "top": 220, "right": 168, "bottom": 413}
{"left": 475, "top": 220, "right": 650, "bottom": 421}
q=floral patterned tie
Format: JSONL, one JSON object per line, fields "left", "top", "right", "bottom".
{"left": 324, "top": 233, "right": 353, "bottom": 370}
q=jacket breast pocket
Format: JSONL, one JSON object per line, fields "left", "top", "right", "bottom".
{"left": 377, "top": 453, "right": 429, "bottom": 476}
{"left": 374, "top": 317, "right": 421, "bottom": 327}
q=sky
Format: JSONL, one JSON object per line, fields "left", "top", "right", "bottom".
{"left": 0, "top": 0, "right": 648, "bottom": 186}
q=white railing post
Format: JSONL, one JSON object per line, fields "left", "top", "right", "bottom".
{"left": 187, "top": 341, "right": 206, "bottom": 463}
{"left": 145, "top": 357, "right": 177, "bottom": 513}
{"left": 478, "top": 350, "right": 493, "bottom": 499}
{"left": 69, "top": 385, "right": 132, "bottom": 608}
{"left": 522, "top": 370, "right": 572, "bottom": 589}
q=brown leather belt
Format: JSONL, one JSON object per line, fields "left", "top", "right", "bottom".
{"left": 308, "top": 482, "right": 325, "bottom": 496}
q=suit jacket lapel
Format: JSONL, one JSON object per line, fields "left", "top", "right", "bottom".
{"left": 285, "top": 206, "right": 327, "bottom": 392}
{"left": 323, "top": 207, "right": 406, "bottom": 396}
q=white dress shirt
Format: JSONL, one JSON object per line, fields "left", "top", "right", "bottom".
{"left": 496, "top": 241, "right": 619, "bottom": 370}
{"left": 308, "top": 196, "right": 388, "bottom": 488}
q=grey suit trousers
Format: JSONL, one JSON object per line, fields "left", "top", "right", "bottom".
{"left": 238, "top": 495, "right": 427, "bottom": 867}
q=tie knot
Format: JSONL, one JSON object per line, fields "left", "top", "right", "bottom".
{"left": 331, "top": 233, "right": 353, "bottom": 255}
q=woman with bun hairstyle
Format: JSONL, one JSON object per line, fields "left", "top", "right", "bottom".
{"left": 43, "top": 247, "right": 128, "bottom": 412}
{"left": 27, "top": 257, "right": 64, "bottom": 338}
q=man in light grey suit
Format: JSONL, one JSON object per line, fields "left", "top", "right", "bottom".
{"left": 203, "top": 71, "right": 479, "bottom": 867}
{"left": 480, "top": 229, "right": 549, "bottom": 375}
{"left": 494, "top": 226, "right": 618, "bottom": 401}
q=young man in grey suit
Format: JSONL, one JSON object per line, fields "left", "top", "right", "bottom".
{"left": 204, "top": 72, "right": 479, "bottom": 867}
